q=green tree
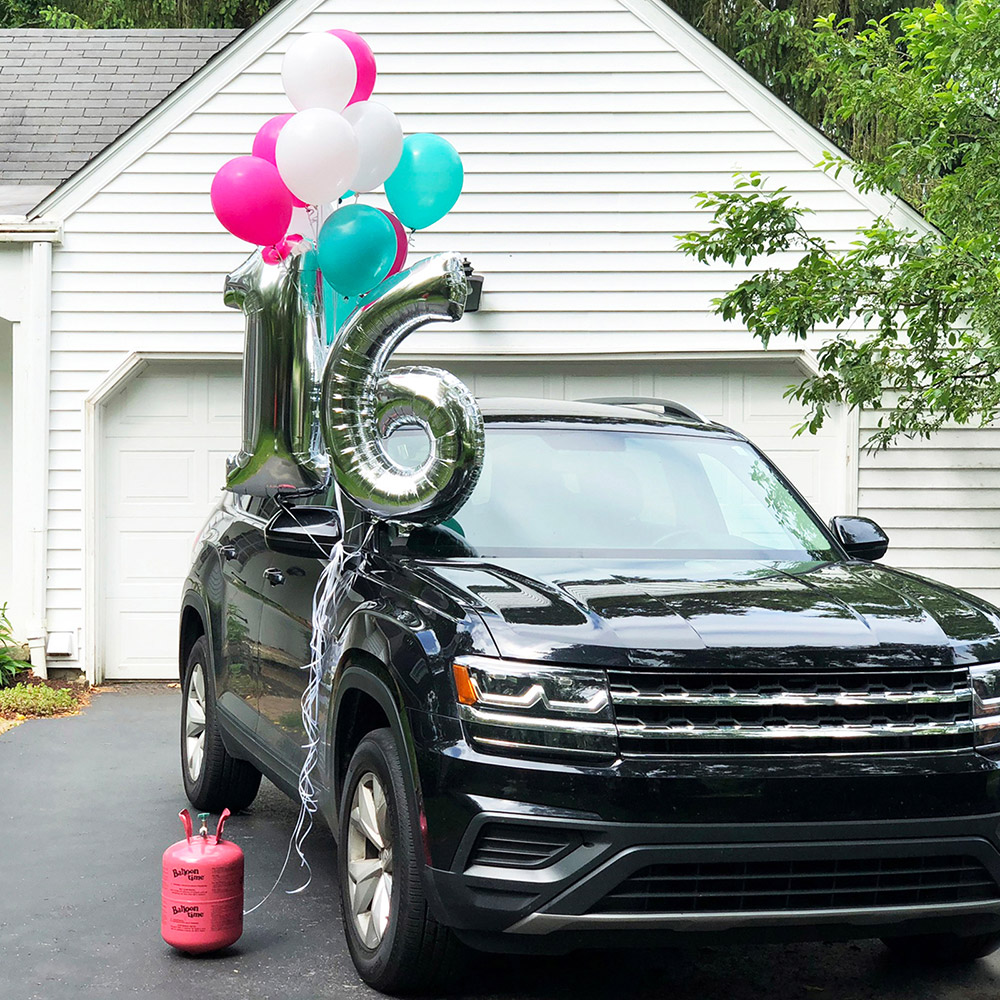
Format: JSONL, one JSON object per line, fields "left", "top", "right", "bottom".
{"left": 665, "top": 0, "right": 909, "bottom": 162}
{"left": 678, "top": 0, "right": 1000, "bottom": 448}
{"left": 0, "top": 0, "right": 278, "bottom": 28}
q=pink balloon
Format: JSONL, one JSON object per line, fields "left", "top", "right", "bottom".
{"left": 380, "top": 209, "right": 408, "bottom": 276}
{"left": 328, "top": 29, "right": 376, "bottom": 105}
{"left": 211, "top": 156, "right": 293, "bottom": 247}
{"left": 252, "top": 114, "right": 308, "bottom": 208}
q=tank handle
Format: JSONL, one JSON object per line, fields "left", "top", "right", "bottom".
{"left": 178, "top": 808, "right": 193, "bottom": 843}
{"left": 215, "top": 808, "right": 232, "bottom": 844}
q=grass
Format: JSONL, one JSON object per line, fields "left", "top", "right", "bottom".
{"left": 0, "top": 683, "right": 78, "bottom": 718}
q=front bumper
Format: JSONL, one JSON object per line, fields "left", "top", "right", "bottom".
{"left": 411, "top": 713, "right": 1000, "bottom": 950}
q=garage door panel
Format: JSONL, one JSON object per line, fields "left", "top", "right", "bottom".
{"left": 110, "top": 375, "right": 195, "bottom": 424}
{"left": 743, "top": 375, "right": 801, "bottom": 418}
{"left": 115, "top": 450, "right": 197, "bottom": 504}
{"left": 207, "top": 449, "right": 234, "bottom": 502}
{"left": 108, "top": 527, "right": 197, "bottom": 592}
{"left": 563, "top": 372, "right": 653, "bottom": 401}
{"left": 105, "top": 604, "right": 183, "bottom": 679}
{"left": 207, "top": 375, "right": 242, "bottom": 420}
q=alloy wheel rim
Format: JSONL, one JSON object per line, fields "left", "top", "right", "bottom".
{"left": 185, "top": 662, "right": 207, "bottom": 781}
{"left": 347, "top": 771, "right": 393, "bottom": 949}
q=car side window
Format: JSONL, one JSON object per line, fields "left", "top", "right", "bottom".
{"left": 256, "top": 496, "right": 282, "bottom": 522}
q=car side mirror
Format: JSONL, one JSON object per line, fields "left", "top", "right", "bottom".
{"left": 830, "top": 515, "right": 889, "bottom": 561}
{"left": 264, "top": 505, "right": 342, "bottom": 559}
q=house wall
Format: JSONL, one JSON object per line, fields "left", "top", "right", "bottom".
{"left": 43, "top": 0, "right": 900, "bottom": 675}
{"left": 859, "top": 417, "right": 1000, "bottom": 607}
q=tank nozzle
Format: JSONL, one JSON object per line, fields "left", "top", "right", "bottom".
{"left": 197, "top": 812, "right": 210, "bottom": 838}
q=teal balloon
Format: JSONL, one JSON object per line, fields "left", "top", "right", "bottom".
{"left": 317, "top": 204, "right": 396, "bottom": 296}
{"left": 384, "top": 133, "right": 464, "bottom": 230}
{"left": 325, "top": 282, "right": 364, "bottom": 345}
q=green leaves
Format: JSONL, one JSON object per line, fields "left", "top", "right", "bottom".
{"left": 1, "top": 0, "right": 278, "bottom": 28}
{"left": 0, "top": 684, "right": 76, "bottom": 717}
{"left": 678, "top": 1, "right": 1000, "bottom": 449}
{"left": 0, "top": 603, "right": 30, "bottom": 688}
{"left": 679, "top": 173, "right": 1000, "bottom": 447}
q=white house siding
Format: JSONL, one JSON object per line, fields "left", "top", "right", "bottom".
{"left": 859, "top": 416, "right": 1000, "bottom": 607}
{"left": 44, "top": 0, "right": 893, "bottom": 677}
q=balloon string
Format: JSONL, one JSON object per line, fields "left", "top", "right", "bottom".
{"left": 243, "top": 484, "right": 376, "bottom": 915}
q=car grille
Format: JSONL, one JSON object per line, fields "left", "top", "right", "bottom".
{"left": 467, "top": 823, "right": 580, "bottom": 870}
{"left": 608, "top": 667, "right": 973, "bottom": 755}
{"left": 590, "top": 855, "right": 1000, "bottom": 914}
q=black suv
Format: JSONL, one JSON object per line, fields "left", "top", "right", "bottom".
{"left": 179, "top": 398, "right": 1000, "bottom": 993}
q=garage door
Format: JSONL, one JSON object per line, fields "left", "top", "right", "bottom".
{"left": 101, "top": 360, "right": 242, "bottom": 680}
{"left": 99, "top": 356, "right": 844, "bottom": 679}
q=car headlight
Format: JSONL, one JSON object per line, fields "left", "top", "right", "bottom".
{"left": 452, "top": 655, "right": 617, "bottom": 761}
{"left": 971, "top": 664, "right": 1000, "bottom": 751}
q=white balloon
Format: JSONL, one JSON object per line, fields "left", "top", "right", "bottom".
{"left": 342, "top": 101, "right": 404, "bottom": 192}
{"left": 282, "top": 32, "right": 357, "bottom": 112}
{"left": 275, "top": 109, "right": 360, "bottom": 206}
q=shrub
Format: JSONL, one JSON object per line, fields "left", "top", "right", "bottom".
{"left": 0, "top": 603, "right": 30, "bottom": 688}
{"left": 0, "top": 684, "right": 77, "bottom": 718}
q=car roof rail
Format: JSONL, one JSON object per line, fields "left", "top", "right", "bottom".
{"left": 579, "top": 397, "right": 710, "bottom": 424}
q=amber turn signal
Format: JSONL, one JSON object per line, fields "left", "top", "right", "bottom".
{"left": 452, "top": 662, "right": 478, "bottom": 706}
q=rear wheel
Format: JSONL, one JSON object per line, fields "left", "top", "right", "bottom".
{"left": 338, "top": 728, "right": 464, "bottom": 994}
{"left": 882, "top": 931, "right": 1000, "bottom": 963}
{"left": 181, "top": 635, "right": 261, "bottom": 812}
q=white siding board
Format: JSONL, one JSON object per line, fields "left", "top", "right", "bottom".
{"left": 225, "top": 71, "right": 724, "bottom": 95}
{"left": 43, "top": 0, "right": 904, "bottom": 674}
{"left": 77, "top": 189, "right": 859, "bottom": 216}
{"left": 859, "top": 412, "right": 1000, "bottom": 601}
{"left": 66, "top": 208, "right": 872, "bottom": 234}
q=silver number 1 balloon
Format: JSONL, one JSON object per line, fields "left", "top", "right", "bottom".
{"left": 321, "top": 252, "right": 484, "bottom": 522}
{"left": 224, "top": 249, "right": 329, "bottom": 496}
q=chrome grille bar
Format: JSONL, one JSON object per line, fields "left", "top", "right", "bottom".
{"left": 608, "top": 667, "right": 974, "bottom": 755}
{"left": 615, "top": 720, "right": 977, "bottom": 740}
{"left": 611, "top": 688, "right": 972, "bottom": 708}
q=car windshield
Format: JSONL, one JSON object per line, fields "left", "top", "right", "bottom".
{"left": 390, "top": 425, "right": 839, "bottom": 561}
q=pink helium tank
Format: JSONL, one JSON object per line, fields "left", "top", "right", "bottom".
{"left": 161, "top": 809, "right": 244, "bottom": 953}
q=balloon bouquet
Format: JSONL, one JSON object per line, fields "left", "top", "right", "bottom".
{"left": 210, "top": 28, "right": 464, "bottom": 324}
{"left": 207, "top": 29, "right": 483, "bottom": 904}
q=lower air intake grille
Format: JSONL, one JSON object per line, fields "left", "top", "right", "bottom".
{"left": 467, "top": 824, "right": 580, "bottom": 870}
{"left": 590, "top": 855, "right": 1000, "bottom": 914}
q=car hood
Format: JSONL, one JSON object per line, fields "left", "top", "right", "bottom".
{"left": 415, "top": 558, "right": 1000, "bottom": 670}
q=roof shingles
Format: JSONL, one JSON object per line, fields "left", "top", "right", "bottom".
{"left": 0, "top": 29, "right": 240, "bottom": 186}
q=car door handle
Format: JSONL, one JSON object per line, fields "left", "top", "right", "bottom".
{"left": 263, "top": 567, "right": 285, "bottom": 587}
{"left": 218, "top": 544, "right": 238, "bottom": 560}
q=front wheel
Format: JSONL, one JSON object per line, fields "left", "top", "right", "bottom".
{"left": 882, "top": 931, "right": 1000, "bottom": 963}
{"left": 181, "top": 635, "right": 261, "bottom": 812}
{"left": 338, "top": 728, "right": 463, "bottom": 994}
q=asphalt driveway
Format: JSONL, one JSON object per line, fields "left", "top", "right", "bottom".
{"left": 3, "top": 687, "right": 1000, "bottom": 1000}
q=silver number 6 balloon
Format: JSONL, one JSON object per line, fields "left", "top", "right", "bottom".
{"left": 321, "top": 252, "right": 485, "bottom": 522}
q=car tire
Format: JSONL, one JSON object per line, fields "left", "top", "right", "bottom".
{"left": 338, "top": 728, "right": 464, "bottom": 994}
{"left": 181, "top": 635, "right": 261, "bottom": 813}
{"left": 882, "top": 931, "right": 1000, "bottom": 963}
